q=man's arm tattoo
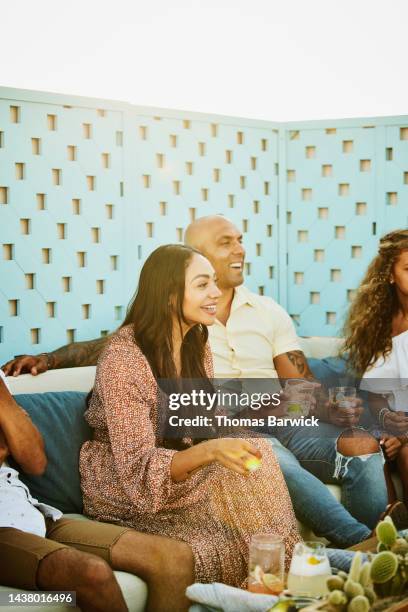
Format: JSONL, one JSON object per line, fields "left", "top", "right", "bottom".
{"left": 285, "top": 350, "right": 315, "bottom": 379}
{"left": 49, "top": 335, "right": 112, "bottom": 369}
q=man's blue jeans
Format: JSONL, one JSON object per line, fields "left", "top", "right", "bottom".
{"left": 270, "top": 424, "right": 388, "bottom": 547}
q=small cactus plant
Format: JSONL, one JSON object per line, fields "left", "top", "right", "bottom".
{"left": 391, "top": 538, "right": 408, "bottom": 555}
{"left": 320, "top": 517, "right": 408, "bottom": 609}
{"left": 363, "top": 586, "right": 376, "bottom": 605}
{"left": 349, "top": 551, "right": 363, "bottom": 582}
{"left": 376, "top": 541, "right": 388, "bottom": 553}
{"left": 327, "top": 575, "right": 345, "bottom": 591}
{"left": 347, "top": 594, "right": 370, "bottom": 612}
{"left": 328, "top": 589, "right": 348, "bottom": 606}
{"left": 344, "top": 578, "right": 364, "bottom": 598}
{"left": 369, "top": 517, "right": 408, "bottom": 600}
{"left": 324, "top": 552, "right": 376, "bottom": 611}
{"left": 358, "top": 562, "right": 371, "bottom": 588}
{"left": 370, "top": 551, "right": 398, "bottom": 584}
{"left": 375, "top": 519, "right": 397, "bottom": 547}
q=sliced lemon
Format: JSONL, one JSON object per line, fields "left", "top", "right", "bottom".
{"left": 287, "top": 403, "right": 302, "bottom": 414}
{"left": 262, "top": 573, "right": 283, "bottom": 592}
{"left": 245, "top": 457, "right": 262, "bottom": 472}
{"left": 307, "top": 555, "right": 322, "bottom": 565}
{"left": 251, "top": 564, "right": 264, "bottom": 583}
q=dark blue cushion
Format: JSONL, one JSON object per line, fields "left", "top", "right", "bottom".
{"left": 11, "top": 392, "right": 90, "bottom": 514}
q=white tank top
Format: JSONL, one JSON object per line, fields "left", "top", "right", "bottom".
{"left": 361, "top": 330, "right": 408, "bottom": 412}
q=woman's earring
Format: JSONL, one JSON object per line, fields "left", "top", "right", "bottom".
{"left": 390, "top": 279, "right": 395, "bottom": 284}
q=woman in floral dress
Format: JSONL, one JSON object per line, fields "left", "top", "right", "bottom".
{"left": 80, "top": 244, "right": 300, "bottom": 587}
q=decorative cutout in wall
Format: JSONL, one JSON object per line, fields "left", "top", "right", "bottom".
{"left": 1, "top": 87, "right": 407, "bottom": 359}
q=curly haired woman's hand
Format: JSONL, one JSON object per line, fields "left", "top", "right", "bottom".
{"left": 326, "top": 398, "right": 364, "bottom": 428}
{"left": 383, "top": 410, "right": 408, "bottom": 435}
{"left": 380, "top": 434, "right": 402, "bottom": 460}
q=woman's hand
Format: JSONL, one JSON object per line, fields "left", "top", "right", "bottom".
{"left": 171, "top": 438, "right": 262, "bottom": 482}
{"left": 205, "top": 438, "right": 262, "bottom": 476}
{"left": 381, "top": 434, "right": 402, "bottom": 460}
{"left": 327, "top": 398, "right": 364, "bottom": 428}
{"left": 383, "top": 411, "right": 408, "bottom": 435}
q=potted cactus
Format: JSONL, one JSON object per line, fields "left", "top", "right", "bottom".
{"left": 370, "top": 517, "right": 408, "bottom": 604}
{"left": 300, "top": 517, "right": 408, "bottom": 611}
{"left": 324, "top": 551, "right": 375, "bottom": 611}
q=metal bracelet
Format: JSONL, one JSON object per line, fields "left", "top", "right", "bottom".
{"left": 378, "top": 406, "right": 390, "bottom": 429}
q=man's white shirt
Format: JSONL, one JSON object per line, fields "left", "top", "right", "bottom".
{"left": 0, "top": 369, "right": 61, "bottom": 537}
{"left": 209, "top": 285, "right": 301, "bottom": 378}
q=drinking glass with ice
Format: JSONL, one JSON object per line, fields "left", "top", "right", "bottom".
{"left": 287, "top": 541, "right": 331, "bottom": 597}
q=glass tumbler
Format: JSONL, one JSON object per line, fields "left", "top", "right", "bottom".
{"left": 247, "top": 534, "right": 285, "bottom": 595}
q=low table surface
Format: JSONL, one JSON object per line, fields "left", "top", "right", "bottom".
{"left": 348, "top": 535, "right": 378, "bottom": 553}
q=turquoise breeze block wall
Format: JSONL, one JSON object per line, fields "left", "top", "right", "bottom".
{"left": 283, "top": 121, "right": 408, "bottom": 336}
{"left": 0, "top": 87, "right": 407, "bottom": 361}
{"left": 0, "top": 88, "right": 280, "bottom": 362}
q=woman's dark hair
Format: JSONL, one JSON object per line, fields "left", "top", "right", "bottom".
{"left": 121, "top": 244, "right": 209, "bottom": 380}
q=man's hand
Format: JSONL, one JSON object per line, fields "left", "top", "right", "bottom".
{"left": 2, "top": 335, "right": 111, "bottom": 377}
{"left": 327, "top": 397, "right": 364, "bottom": 428}
{"left": 0, "top": 428, "right": 9, "bottom": 463}
{"left": 1, "top": 354, "right": 48, "bottom": 377}
{"left": 380, "top": 434, "right": 402, "bottom": 460}
{"left": 280, "top": 380, "right": 320, "bottom": 417}
{"left": 383, "top": 411, "right": 408, "bottom": 435}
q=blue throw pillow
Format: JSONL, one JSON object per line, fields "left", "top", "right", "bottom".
{"left": 11, "top": 392, "right": 90, "bottom": 514}
{"left": 308, "top": 356, "right": 353, "bottom": 388}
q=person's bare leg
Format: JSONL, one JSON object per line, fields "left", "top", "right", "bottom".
{"left": 337, "top": 429, "right": 380, "bottom": 457}
{"left": 111, "top": 531, "right": 194, "bottom": 612}
{"left": 384, "top": 461, "right": 397, "bottom": 503}
{"left": 37, "top": 548, "right": 127, "bottom": 612}
{"left": 397, "top": 445, "right": 408, "bottom": 507}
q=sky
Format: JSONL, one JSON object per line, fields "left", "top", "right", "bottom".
{"left": 1, "top": 0, "right": 407, "bottom": 122}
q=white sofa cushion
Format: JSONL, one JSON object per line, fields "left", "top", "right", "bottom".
{"left": 8, "top": 366, "right": 97, "bottom": 394}
{"left": 6, "top": 336, "right": 345, "bottom": 396}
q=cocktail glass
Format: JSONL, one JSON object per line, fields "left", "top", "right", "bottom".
{"left": 287, "top": 541, "right": 331, "bottom": 597}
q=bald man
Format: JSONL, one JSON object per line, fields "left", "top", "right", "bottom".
{"left": 2, "top": 215, "right": 389, "bottom": 546}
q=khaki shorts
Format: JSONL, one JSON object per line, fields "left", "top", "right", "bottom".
{"left": 0, "top": 517, "right": 130, "bottom": 590}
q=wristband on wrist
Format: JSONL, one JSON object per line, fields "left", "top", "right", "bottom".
{"left": 378, "top": 406, "right": 390, "bottom": 429}
{"left": 38, "top": 353, "right": 53, "bottom": 369}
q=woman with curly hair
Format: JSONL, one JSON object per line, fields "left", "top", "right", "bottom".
{"left": 343, "top": 228, "right": 408, "bottom": 506}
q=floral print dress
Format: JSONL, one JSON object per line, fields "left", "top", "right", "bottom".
{"left": 80, "top": 325, "right": 300, "bottom": 586}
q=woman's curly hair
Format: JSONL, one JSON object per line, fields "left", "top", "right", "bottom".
{"left": 342, "top": 229, "right": 408, "bottom": 376}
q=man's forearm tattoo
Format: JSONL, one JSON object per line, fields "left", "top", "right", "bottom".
{"left": 285, "top": 350, "right": 315, "bottom": 379}
{"left": 49, "top": 335, "right": 112, "bottom": 369}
